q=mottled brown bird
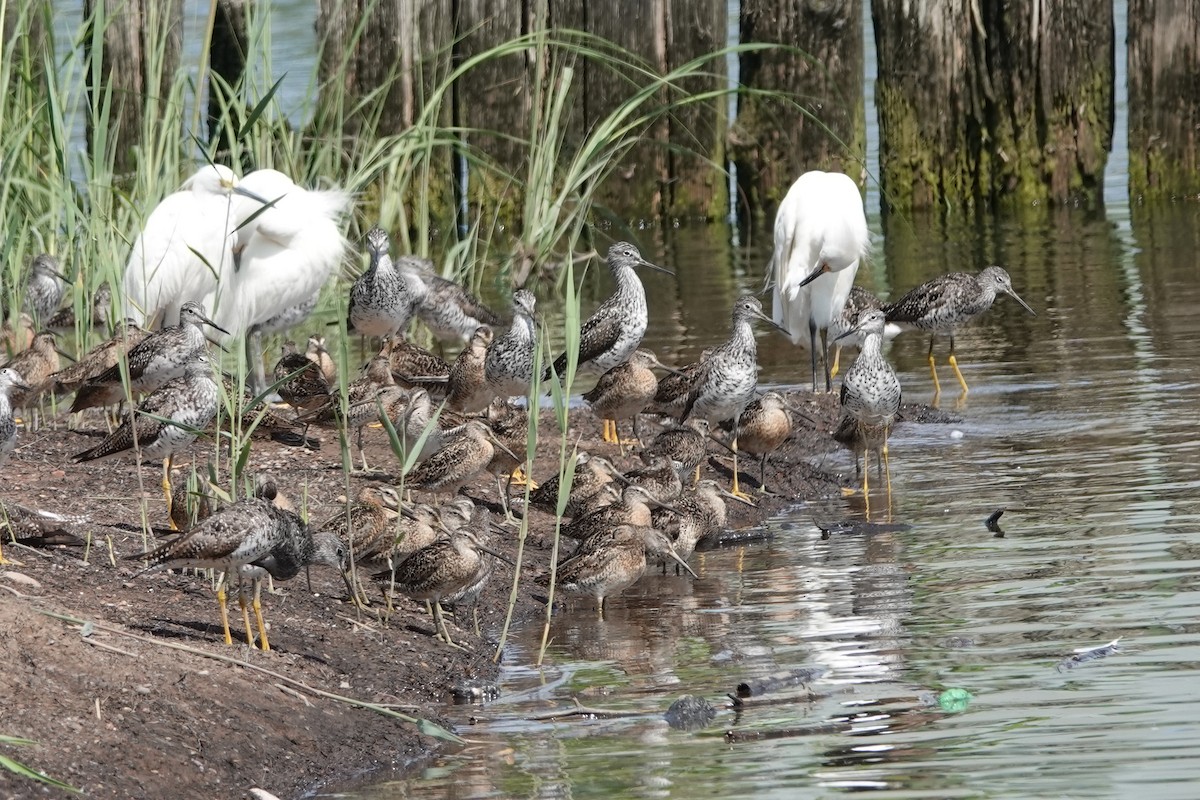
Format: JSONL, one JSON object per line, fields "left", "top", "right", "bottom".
{"left": 313, "top": 484, "right": 401, "bottom": 605}
{"left": 583, "top": 348, "right": 670, "bottom": 449}
{"left": 642, "top": 418, "right": 711, "bottom": 484}
{"left": 623, "top": 453, "right": 683, "bottom": 505}
{"left": 384, "top": 335, "right": 450, "bottom": 395}
{"left": 1, "top": 330, "right": 60, "bottom": 426}
{"left": 719, "top": 391, "right": 793, "bottom": 492}
{"left": 553, "top": 523, "right": 693, "bottom": 613}
{"left": 405, "top": 419, "right": 518, "bottom": 503}
{"left": 446, "top": 325, "right": 495, "bottom": 413}
{"left": 273, "top": 340, "right": 331, "bottom": 416}
{"left": 561, "top": 483, "right": 662, "bottom": 542}
{"left": 49, "top": 320, "right": 149, "bottom": 396}
{"left": 527, "top": 451, "right": 620, "bottom": 518}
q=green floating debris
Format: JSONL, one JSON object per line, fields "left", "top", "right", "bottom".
{"left": 937, "top": 688, "right": 973, "bottom": 713}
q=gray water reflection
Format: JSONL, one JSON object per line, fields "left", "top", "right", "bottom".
{"left": 339, "top": 202, "right": 1200, "bottom": 799}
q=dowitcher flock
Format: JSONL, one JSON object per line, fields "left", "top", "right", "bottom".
{"left": 0, "top": 167, "right": 1035, "bottom": 648}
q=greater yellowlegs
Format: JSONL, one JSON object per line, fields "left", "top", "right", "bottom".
{"left": 23, "top": 254, "right": 67, "bottom": 325}
{"left": 834, "top": 309, "right": 902, "bottom": 506}
{"left": 446, "top": 326, "right": 495, "bottom": 413}
{"left": 547, "top": 242, "right": 673, "bottom": 379}
{"left": 768, "top": 171, "right": 869, "bottom": 392}
{"left": 72, "top": 352, "right": 220, "bottom": 509}
{"left": 827, "top": 285, "right": 901, "bottom": 379}
{"left": 485, "top": 289, "right": 538, "bottom": 397}
{"left": 682, "top": 295, "right": 787, "bottom": 498}
{"left": 554, "top": 524, "right": 693, "bottom": 614}
{"left": 883, "top": 265, "right": 1035, "bottom": 398}
{"left": 71, "top": 301, "right": 226, "bottom": 413}
{"left": 347, "top": 226, "right": 427, "bottom": 338}
{"left": 583, "top": 348, "right": 670, "bottom": 448}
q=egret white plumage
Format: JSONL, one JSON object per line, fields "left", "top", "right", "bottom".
{"left": 205, "top": 168, "right": 352, "bottom": 391}
{"left": 769, "top": 170, "right": 870, "bottom": 392}
{"left": 122, "top": 164, "right": 260, "bottom": 328}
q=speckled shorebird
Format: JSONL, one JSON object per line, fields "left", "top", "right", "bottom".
{"left": 554, "top": 524, "right": 694, "bottom": 613}
{"left": 485, "top": 289, "right": 538, "bottom": 397}
{"left": 47, "top": 281, "right": 112, "bottom": 330}
{"left": 2, "top": 331, "right": 60, "bottom": 426}
{"left": 0, "top": 499, "right": 97, "bottom": 551}
{"left": 384, "top": 335, "right": 451, "bottom": 394}
{"left": 313, "top": 484, "right": 401, "bottom": 605}
{"left": 561, "top": 483, "right": 663, "bottom": 542}
{"left": 646, "top": 347, "right": 713, "bottom": 421}
{"left": 348, "top": 227, "right": 428, "bottom": 338}
{"left": 132, "top": 497, "right": 340, "bottom": 650}
{"left": 375, "top": 526, "right": 506, "bottom": 642}
{"left": 385, "top": 503, "right": 441, "bottom": 563}
{"left": 305, "top": 334, "right": 337, "bottom": 385}
{"left": 834, "top": 309, "right": 903, "bottom": 505}
{"left": 528, "top": 451, "right": 619, "bottom": 518}
{"left": 826, "top": 286, "right": 901, "bottom": 380}
{"left": 883, "top": 265, "right": 1035, "bottom": 398}
{"left": 446, "top": 326, "right": 495, "bottom": 413}
{"left": 682, "top": 296, "right": 787, "bottom": 498}
{"left": 623, "top": 453, "right": 684, "bottom": 505}
{"left": 70, "top": 301, "right": 226, "bottom": 413}
{"left": 49, "top": 320, "right": 149, "bottom": 396}
{"left": 414, "top": 262, "right": 504, "bottom": 348}
{"left": 547, "top": 242, "right": 673, "bottom": 379}
{"left": 72, "top": 353, "right": 220, "bottom": 507}
{"left": 273, "top": 340, "right": 331, "bottom": 417}
{"left": 652, "top": 479, "right": 752, "bottom": 569}
{"left": 583, "top": 348, "right": 672, "bottom": 449}
{"left": 482, "top": 398, "right": 534, "bottom": 516}
{"left": 391, "top": 386, "right": 448, "bottom": 465}
{"left": 168, "top": 469, "right": 215, "bottom": 531}
{"left": 404, "top": 419, "right": 519, "bottom": 503}
{"left": 22, "top": 254, "right": 67, "bottom": 324}
{"left": 642, "top": 418, "right": 711, "bottom": 485}
{"left": 719, "top": 391, "right": 793, "bottom": 492}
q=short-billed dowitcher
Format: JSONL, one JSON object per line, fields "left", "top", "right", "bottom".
{"left": 642, "top": 418, "right": 711, "bottom": 485}
{"left": 446, "top": 326, "right": 495, "bottom": 413}
{"left": 2, "top": 330, "right": 60, "bottom": 426}
{"left": 720, "top": 391, "right": 793, "bottom": 492}
{"left": 554, "top": 524, "right": 693, "bottom": 613}
{"left": 528, "top": 451, "right": 619, "bottom": 518}
{"left": 413, "top": 263, "right": 504, "bottom": 348}
{"left": 49, "top": 319, "right": 149, "bottom": 396}
{"left": 583, "top": 348, "right": 670, "bottom": 449}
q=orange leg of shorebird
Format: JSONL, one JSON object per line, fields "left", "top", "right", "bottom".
{"left": 600, "top": 418, "right": 614, "bottom": 443}
{"left": 216, "top": 575, "right": 234, "bottom": 646}
{"left": 830, "top": 345, "right": 843, "bottom": 380}
{"left": 252, "top": 576, "right": 270, "bottom": 652}
{"left": 861, "top": 450, "right": 872, "bottom": 519}
{"left": 882, "top": 438, "right": 894, "bottom": 518}
{"left": 729, "top": 437, "right": 756, "bottom": 503}
{"left": 947, "top": 335, "right": 969, "bottom": 395}
{"left": 926, "top": 336, "right": 942, "bottom": 402}
{"left": 161, "top": 456, "right": 174, "bottom": 519}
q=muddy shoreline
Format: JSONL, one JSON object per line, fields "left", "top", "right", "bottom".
{"left": 0, "top": 390, "right": 947, "bottom": 798}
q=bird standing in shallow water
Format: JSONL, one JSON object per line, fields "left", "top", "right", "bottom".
{"left": 554, "top": 524, "right": 694, "bottom": 614}
{"left": 72, "top": 353, "right": 220, "bottom": 511}
{"left": 485, "top": 289, "right": 538, "bottom": 398}
{"left": 834, "top": 309, "right": 902, "bottom": 514}
{"left": 682, "top": 296, "right": 787, "bottom": 499}
{"left": 769, "top": 170, "right": 870, "bottom": 392}
{"left": 547, "top": 242, "right": 673, "bottom": 379}
{"left": 883, "top": 265, "right": 1035, "bottom": 401}
{"left": 827, "top": 286, "right": 901, "bottom": 380}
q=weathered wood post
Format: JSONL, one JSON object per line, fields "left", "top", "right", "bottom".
{"left": 82, "top": 0, "right": 184, "bottom": 175}
{"left": 735, "top": 0, "right": 866, "bottom": 221}
{"left": 872, "top": 0, "right": 1114, "bottom": 215}
{"left": 1128, "top": 0, "right": 1200, "bottom": 199}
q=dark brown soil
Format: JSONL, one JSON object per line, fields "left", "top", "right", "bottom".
{"left": 0, "top": 389, "right": 951, "bottom": 798}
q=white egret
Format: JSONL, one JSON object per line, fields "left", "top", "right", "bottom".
{"left": 769, "top": 170, "right": 870, "bottom": 392}
{"left": 206, "top": 168, "right": 352, "bottom": 390}
{"left": 122, "top": 164, "right": 255, "bottom": 328}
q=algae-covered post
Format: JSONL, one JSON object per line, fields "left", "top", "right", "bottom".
{"left": 1127, "top": 0, "right": 1200, "bottom": 200}
{"left": 734, "top": 0, "right": 865, "bottom": 221}
{"left": 315, "top": 0, "right": 453, "bottom": 137}
{"left": 872, "top": 0, "right": 1113, "bottom": 215}
{"left": 81, "top": 0, "right": 184, "bottom": 176}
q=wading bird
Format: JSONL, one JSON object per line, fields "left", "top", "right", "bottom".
{"left": 769, "top": 170, "right": 870, "bottom": 392}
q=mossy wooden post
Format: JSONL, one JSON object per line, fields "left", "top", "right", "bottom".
{"left": 1128, "top": 0, "right": 1200, "bottom": 199}
{"left": 583, "top": 0, "right": 669, "bottom": 216}
{"left": 665, "top": 0, "right": 728, "bottom": 219}
{"left": 455, "top": 0, "right": 531, "bottom": 222}
{"left": 207, "top": 0, "right": 248, "bottom": 159}
{"left": 82, "top": 0, "right": 183, "bottom": 176}
{"left": 735, "top": 0, "right": 865, "bottom": 221}
{"left": 315, "top": 0, "right": 453, "bottom": 137}
{"left": 872, "top": 0, "right": 1114, "bottom": 215}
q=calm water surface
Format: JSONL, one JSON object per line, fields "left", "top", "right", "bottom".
{"left": 322, "top": 199, "right": 1200, "bottom": 800}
